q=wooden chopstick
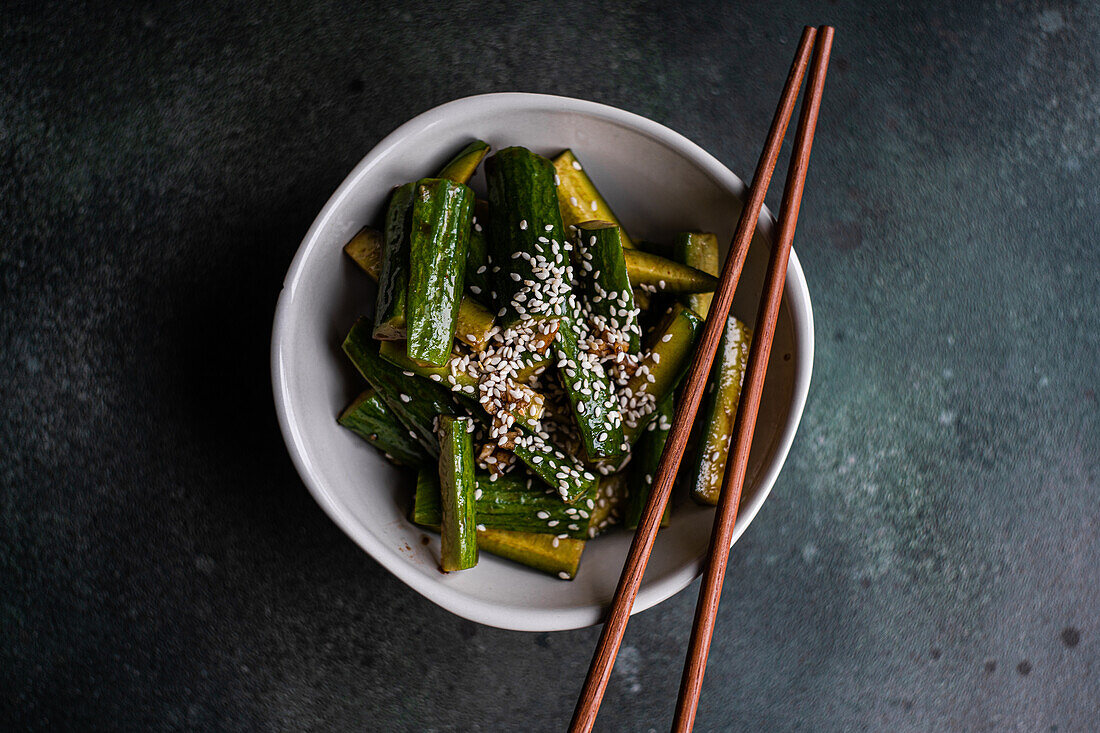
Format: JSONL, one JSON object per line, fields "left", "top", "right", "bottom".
{"left": 568, "top": 26, "right": 820, "bottom": 733}
{"left": 671, "top": 26, "right": 834, "bottom": 732}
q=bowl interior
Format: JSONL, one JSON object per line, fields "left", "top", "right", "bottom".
{"left": 273, "top": 94, "right": 811, "bottom": 631}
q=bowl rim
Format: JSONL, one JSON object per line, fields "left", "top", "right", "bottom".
{"left": 271, "top": 92, "right": 814, "bottom": 631}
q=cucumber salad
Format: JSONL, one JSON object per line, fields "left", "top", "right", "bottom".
{"left": 338, "top": 142, "right": 750, "bottom": 579}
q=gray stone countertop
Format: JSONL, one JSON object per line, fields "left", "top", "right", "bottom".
{"left": 2, "top": 1, "right": 1097, "bottom": 730}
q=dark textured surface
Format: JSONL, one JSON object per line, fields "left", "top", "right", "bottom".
{"left": 3, "top": 1, "right": 1098, "bottom": 730}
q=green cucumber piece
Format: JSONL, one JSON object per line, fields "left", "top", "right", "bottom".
{"left": 342, "top": 318, "right": 463, "bottom": 456}
{"left": 344, "top": 226, "right": 494, "bottom": 351}
{"left": 412, "top": 470, "right": 595, "bottom": 539}
{"left": 475, "top": 529, "right": 584, "bottom": 580}
{"left": 554, "top": 314, "right": 625, "bottom": 460}
{"left": 466, "top": 199, "right": 492, "bottom": 298}
{"left": 406, "top": 178, "right": 474, "bottom": 366}
{"left": 485, "top": 147, "right": 572, "bottom": 326}
{"left": 412, "top": 473, "right": 585, "bottom": 578}
{"left": 337, "top": 389, "right": 427, "bottom": 466}
{"left": 454, "top": 298, "right": 495, "bottom": 352}
{"left": 575, "top": 221, "right": 642, "bottom": 354}
{"left": 377, "top": 340, "right": 545, "bottom": 429}
{"left": 625, "top": 395, "right": 673, "bottom": 529}
{"left": 512, "top": 427, "right": 599, "bottom": 504}
{"left": 673, "top": 232, "right": 720, "bottom": 318}
{"left": 588, "top": 473, "right": 629, "bottom": 537}
{"left": 437, "top": 140, "right": 490, "bottom": 185}
{"left": 374, "top": 183, "right": 415, "bottom": 339}
{"left": 622, "top": 304, "right": 704, "bottom": 445}
{"left": 624, "top": 249, "right": 718, "bottom": 294}
{"left": 690, "top": 315, "right": 752, "bottom": 506}
{"left": 552, "top": 149, "right": 635, "bottom": 249}
{"left": 438, "top": 416, "right": 478, "bottom": 571}
{"left": 343, "top": 227, "right": 385, "bottom": 279}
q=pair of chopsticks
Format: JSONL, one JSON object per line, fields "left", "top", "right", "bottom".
{"left": 570, "top": 25, "right": 834, "bottom": 733}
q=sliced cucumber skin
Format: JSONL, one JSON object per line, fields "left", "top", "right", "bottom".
{"left": 342, "top": 318, "right": 462, "bottom": 457}
{"left": 511, "top": 427, "right": 600, "bottom": 504}
{"left": 485, "top": 147, "right": 571, "bottom": 326}
{"left": 554, "top": 314, "right": 624, "bottom": 460}
{"left": 622, "top": 304, "right": 704, "bottom": 445}
{"left": 438, "top": 416, "right": 479, "bottom": 571}
{"left": 690, "top": 315, "right": 752, "bottom": 506}
{"left": 374, "top": 183, "right": 415, "bottom": 339}
{"left": 552, "top": 149, "right": 636, "bottom": 249}
{"left": 437, "top": 140, "right": 490, "bottom": 185}
{"left": 625, "top": 395, "right": 673, "bottom": 529}
{"left": 623, "top": 249, "right": 718, "bottom": 294}
{"left": 475, "top": 529, "right": 583, "bottom": 580}
{"left": 377, "top": 340, "right": 544, "bottom": 429}
{"left": 576, "top": 221, "right": 641, "bottom": 354}
{"left": 338, "top": 389, "right": 427, "bottom": 466}
{"left": 674, "top": 232, "right": 720, "bottom": 318}
{"left": 343, "top": 227, "right": 384, "bottom": 279}
{"left": 412, "top": 473, "right": 585, "bottom": 578}
{"left": 412, "top": 470, "right": 594, "bottom": 539}
{"left": 345, "top": 227, "right": 493, "bottom": 351}
{"left": 466, "top": 200, "right": 492, "bottom": 296}
{"left": 587, "top": 473, "right": 629, "bottom": 537}
{"left": 406, "top": 178, "right": 474, "bottom": 366}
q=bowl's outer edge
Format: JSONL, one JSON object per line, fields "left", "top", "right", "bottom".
{"left": 271, "top": 92, "right": 815, "bottom": 631}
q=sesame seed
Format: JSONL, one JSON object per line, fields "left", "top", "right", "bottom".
{"left": 544, "top": 224, "right": 553, "bottom": 231}
{"left": 572, "top": 160, "right": 582, "bottom": 170}
{"left": 590, "top": 200, "right": 598, "bottom": 211}
{"left": 399, "top": 393, "right": 411, "bottom": 403}
{"left": 519, "top": 219, "right": 528, "bottom": 230}
{"left": 558, "top": 571, "right": 570, "bottom": 580}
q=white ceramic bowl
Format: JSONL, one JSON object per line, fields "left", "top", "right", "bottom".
{"left": 272, "top": 93, "right": 813, "bottom": 632}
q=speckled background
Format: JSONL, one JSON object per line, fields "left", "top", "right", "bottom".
{"left": 3, "top": 1, "right": 1098, "bottom": 731}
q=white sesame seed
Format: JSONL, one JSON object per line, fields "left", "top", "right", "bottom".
{"left": 519, "top": 219, "right": 528, "bottom": 230}
{"left": 590, "top": 200, "right": 597, "bottom": 211}
{"left": 558, "top": 571, "right": 570, "bottom": 580}
{"left": 544, "top": 224, "right": 554, "bottom": 231}
{"left": 399, "top": 393, "right": 411, "bottom": 403}
{"left": 572, "top": 160, "right": 582, "bottom": 170}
